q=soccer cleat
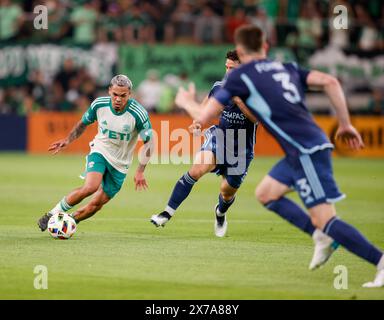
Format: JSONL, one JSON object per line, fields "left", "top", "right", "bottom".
{"left": 362, "top": 269, "right": 384, "bottom": 288}
{"left": 309, "top": 229, "right": 339, "bottom": 270}
{"left": 214, "top": 204, "right": 227, "bottom": 238}
{"left": 150, "top": 211, "right": 172, "bottom": 227}
{"left": 37, "top": 213, "right": 52, "bottom": 232}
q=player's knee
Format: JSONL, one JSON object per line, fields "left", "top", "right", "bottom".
{"left": 255, "top": 186, "right": 271, "bottom": 205}
{"left": 188, "top": 168, "right": 204, "bottom": 181}
{"left": 310, "top": 214, "right": 331, "bottom": 230}
{"left": 220, "top": 191, "right": 234, "bottom": 202}
{"left": 81, "top": 184, "right": 99, "bottom": 197}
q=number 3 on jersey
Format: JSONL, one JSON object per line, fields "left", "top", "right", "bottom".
{"left": 296, "top": 178, "right": 314, "bottom": 205}
{"left": 273, "top": 72, "right": 301, "bottom": 104}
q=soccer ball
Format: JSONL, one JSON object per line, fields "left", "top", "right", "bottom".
{"left": 48, "top": 213, "right": 77, "bottom": 240}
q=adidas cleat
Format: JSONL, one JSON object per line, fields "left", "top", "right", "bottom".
{"left": 309, "top": 229, "right": 339, "bottom": 270}
{"left": 150, "top": 211, "right": 172, "bottom": 227}
{"left": 214, "top": 204, "right": 227, "bottom": 238}
{"left": 37, "top": 213, "right": 52, "bottom": 232}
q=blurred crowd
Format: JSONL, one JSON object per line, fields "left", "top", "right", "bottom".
{"left": 1, "top": 0, "right": 383, "bottom": 49}
{"left": 0, "top": 0, "right": 383, "bottom": 115}
{"left": 0, "top": 55, "right": 192, "bottom": 115}
{"left": 0, "top": 57, "right": 99, "bottom": 114}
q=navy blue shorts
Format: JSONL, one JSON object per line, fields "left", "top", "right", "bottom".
{"left": 268, "top": 149, "right": 345, "bottom": 209}
{"left": 201, "top": 126, "right": 253, "bottom": 189}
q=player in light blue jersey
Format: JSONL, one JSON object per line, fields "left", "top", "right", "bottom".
{"left": 175, "top": 25, "right": 384, "bottom": 288}
{"left": 150, "top": 50, "right": 257, "bottom": 237}
{"left": 38, "top": 75, "right": 153, "bottom": 230}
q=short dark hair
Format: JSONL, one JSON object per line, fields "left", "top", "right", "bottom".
{"left": 226, "top": 49, "right": 240, "bottom": 62}
{"left": 234, "top": 25, "right": 264, "bottom": 53}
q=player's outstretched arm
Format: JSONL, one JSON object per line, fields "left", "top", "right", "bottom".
{"left": 192, "top": 97, "right": 223, "bottom": 127}
{"left": 48, "top": 120, "right": 87, "bottom": 154}
{"left": 134, "top": 139, "right": 154, "bottom": 191}
{"left": 175, "top": 83, "right": 223, "bottom": 126}
{"left": 175, "top": 83, "right": 203, "bottom": 120}
{"left": 306, "top": 70, "right": 364, "bottom": 150}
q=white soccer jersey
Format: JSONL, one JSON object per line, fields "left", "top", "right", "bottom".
{"left": 81, "top": 96, "right": 152, "bottom": 174}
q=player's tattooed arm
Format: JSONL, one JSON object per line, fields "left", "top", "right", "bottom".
{"left": 48, "top": 120, "right": 87, "bottom": 154}
{"left": 67, "top": 121, "right": 87, "bottom": 143}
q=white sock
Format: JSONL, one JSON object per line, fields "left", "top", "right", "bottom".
{"left": 49, "top": 197, "right": 73, "bottom": 216}
{"left": 377, "top": 254, "right": 384, "bottom": 270}
{"left": 165, "top": 205, "right": 176, "bottom": 216}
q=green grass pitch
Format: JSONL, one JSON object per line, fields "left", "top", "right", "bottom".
{"left": 0, "top": 153, "right": 383, "bottom": 300}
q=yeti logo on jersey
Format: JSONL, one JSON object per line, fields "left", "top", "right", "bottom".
{"left": 100, "top": 126, "right": 131, "bottom": 141}
{"left": 88, "top": 161, "right": 95, "bottom": 169}
{"left": 123, "top": 124, "right": 131, "bottom": 132}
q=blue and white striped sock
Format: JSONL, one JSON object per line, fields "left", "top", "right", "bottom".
{"left": 217, "top": 194, "right": 235, "bottom": 216}
{"left": 166, "top": 172, "right": 197, "bottom": 215}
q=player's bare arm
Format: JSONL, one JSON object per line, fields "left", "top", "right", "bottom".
{"left": 232, "top": 96, "right": 258, "bottom": 123}
{"left": 188, "top": 120, "right": 202, "bottom": 136}
{"left": 175, "top": 83, "right": 201, "bottom": 119}
{"left": 135, "top": 139, "right": 154, "bottom": 191}
{"left": 186, "top": 97, "right": 256, "bottom": 135}
{"left": 48, "top": 120, "right": 87, "bottom": 154}
{"left": 175, "top": 83, "right": 223, "bottom": 127}
{"left": 306, "top": 70, "right": 364, "bottom": 150}
{"left": 176, "top": 83, "right": 223, "bottom": 125}
{"left": 180, "top": 54, "right": 243, "bottom": 129}
{"left": 193, "top": 96, "right": 223, "bottom": 127}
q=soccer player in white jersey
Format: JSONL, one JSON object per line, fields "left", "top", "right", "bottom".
{"left": 37, "top": 75, "right": 153, "bottom": 230}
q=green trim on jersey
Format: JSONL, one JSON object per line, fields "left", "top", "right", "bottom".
{"left": 126, "top": 99, "right": 153, "bottom": 142}
{"left": 82, "top": 96, "right": 111, "bottom": 125}
{"left": 82, "top": 96, "right": 152, "bottom": 142}
{"left": 108, "top": 99, "right": 129, "bottom": 116}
